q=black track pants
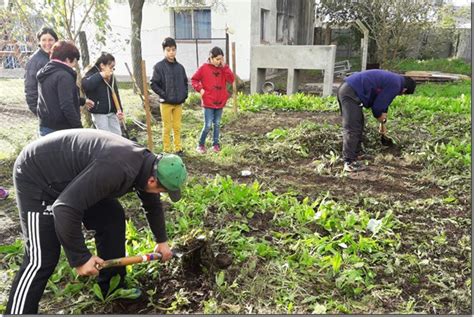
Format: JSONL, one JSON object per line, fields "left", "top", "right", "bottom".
{"left": 6, "top": 182, "right": 126, "bottom": 314}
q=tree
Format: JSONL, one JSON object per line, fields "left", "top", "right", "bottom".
{"left": 354, "top": 0, "right": 434, "bottom": 65}
{"left": 12, "top": 0, "right": 111, "bottom": 69}
{"left": 128, "top": 0, "right": 225, "bottom": 93}
{"left": 129, "top": 0, "right": 145, "bottom": 93}
{"left": 316, "top": 0, "right": 436, "bottom": 66}
{"left": 315, "top": 0, "right": 356, "bottom": 45}
{"left": 435, "top": 3, "right": 471, "bottom": 57}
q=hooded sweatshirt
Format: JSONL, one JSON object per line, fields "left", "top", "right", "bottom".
{"left": 37, "top": 60, "right": 84, "bottom": 130}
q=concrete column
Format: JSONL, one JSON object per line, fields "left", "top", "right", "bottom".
{"left": 322, "top": 46, "right": 336, "bottom": 97}
{"left": 287, "top": 68, "right": 300, "bottom": 95}
{"left": 251, "top": 68, "right": 266, "bottom": 94}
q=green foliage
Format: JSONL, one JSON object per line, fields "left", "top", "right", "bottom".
{"left": 12, "top": 0, "right": 110, "bottom": 45}
{"left": 415, "top": 81, "right": 471, "bottom": 98}
{"left": 171, "top": 176, "right": 396, "bottom": 298}
{"left": 238, "top": 93, "right": 339, "bottom": 112}
{"left": 0, "top": 73, "right": 470, "bottom": 314}
{"left": 386, "top": 58, "right": 472, "bottom": 76}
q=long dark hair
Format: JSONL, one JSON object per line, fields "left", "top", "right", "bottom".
{"left": 94, "top": 52, "right": 115, "bottom": 69}
{"left": 209, "top": 46, "right": 224, "bottom": 58}
{"left": 84, "top": 52, "right": 115, "bottom": 75}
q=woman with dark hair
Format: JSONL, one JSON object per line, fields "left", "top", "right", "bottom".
{"left": 36, "top": 40, "right": 94, "bottom": 136}
{"left": 24, "top": 27, "right": 58, "bottom": 116}
{"left": 82, "top": 52, "right": 124, "bottom": 136}
{"left": 192, "top": 46, "right": 235, "bottom": 153}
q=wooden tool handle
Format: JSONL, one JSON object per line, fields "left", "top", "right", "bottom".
{"left": 96, "top": 253, "right": 163, "bottom": 270}
{"left": 111, "top": 91, "right": 122, "bottom": 114}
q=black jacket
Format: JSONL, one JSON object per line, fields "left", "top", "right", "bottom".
{"left": 24, "top": 48, "right": 49, "bottom": 116}
{"left": 82, "top": 67, "right": 122, "bottom": 114}
{"left": 14, "top": 129, "right": 167, "bottom": 267}
{"left": 150, "top": 58, "right": 188, "bottom": 105}
{"left": 37, "top": 60, "right": 84, "bottom": 130}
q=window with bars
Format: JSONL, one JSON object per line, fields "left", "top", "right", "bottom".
{"left": 174, "top": 9, "right": 211, "bottom": 40}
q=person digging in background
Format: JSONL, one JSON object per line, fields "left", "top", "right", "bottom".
{"left": 5, "top": 129, "right": 187, "bottom": 314}
{"left": 36, "top": 40, "right": 94, "bottom": 136}
{"left": 337, "top": 69, "right": 416, "bottom": 172}
{"left": 24, "top": 27, "right": 58, "bottom": 116}
{"left": 82, "top": 52, "right": 124, "bottom": 136}
{"left": 150, "top": 37, "right": 188, "bottom": 156}
{"left": 192, "top": 46, "right": 235, "bottom": 154}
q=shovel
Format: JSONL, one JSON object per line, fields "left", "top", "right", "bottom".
{"left": 379, "top": 122, "right": 395, "bottom": 147}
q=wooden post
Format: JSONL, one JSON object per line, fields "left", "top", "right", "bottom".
{"left": 231, "top": 42, "right": 238, "bottom": 114}
{"left": 141, "top": 60, "right": 154, "bottom": 151}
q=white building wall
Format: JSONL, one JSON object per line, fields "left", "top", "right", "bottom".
{"left": 250, "top": 0, "right": 278, "bottom": 46}
{"left": 102, "top": 0, "right": 252, "bottom": 81}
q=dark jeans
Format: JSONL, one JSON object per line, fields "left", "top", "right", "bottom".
{"left": 38, "top": 126, "right": 56, "bottom": 137}
{"left": 337, "top": 82, "right": 364, "bottom": 163}
{"left": 6, "top": 178, "right": 125, "bottom": 314}
{"left": 198, "top": 108, "right": 223, "bottom": 146}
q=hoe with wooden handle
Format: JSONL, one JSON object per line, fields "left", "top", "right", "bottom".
{"left": 96, "top": 252, "right": 165, "bottom": 270}
{"left": 95, "top": 244, "right": 203, "bottom": 270}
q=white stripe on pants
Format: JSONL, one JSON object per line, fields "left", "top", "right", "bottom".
{"left": 91, "top": 112, "right": 122, "bottom": 136}
{"left": 11, "top": 212, "right": 41, "bottom": 314}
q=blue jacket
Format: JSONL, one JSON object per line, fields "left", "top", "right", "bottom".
{"left": 345, "top": 70, "right": 404, "bottom": 118}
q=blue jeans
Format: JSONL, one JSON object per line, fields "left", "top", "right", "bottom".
{"left": 38, "top": 126, "right": 56, "bottom": 137}
{"left": 198, "top": 108, "right": 223, "bottom": 146}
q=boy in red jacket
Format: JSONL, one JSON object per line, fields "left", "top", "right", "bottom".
{"left": 191, "top": 47, "right": 235, "bottom": 153}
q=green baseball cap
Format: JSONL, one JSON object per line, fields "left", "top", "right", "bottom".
{"left": 156, "top": 154, "right": 187, "bottom": 202}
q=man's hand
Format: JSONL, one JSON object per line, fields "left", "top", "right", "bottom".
{"left": 85, "top": 99, "right": 95, "bottom": 110}
{"left": 200, "top": 89, "right": 205, "bottom": 96}
{"left": 154, "top": 242, "right": 173, "bottom": 262}
{"left": 75, "top": 255, "right": 104, "bottom": 276}
{"left": 116, "top": 111, "right": 124, "bottom": 121}
{"left": 377, "top": 113, "right": 387, "bottom": 123}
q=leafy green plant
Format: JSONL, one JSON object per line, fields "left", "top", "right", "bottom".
{"left": 385, "top": 58, "right": 471, "bottom": 76}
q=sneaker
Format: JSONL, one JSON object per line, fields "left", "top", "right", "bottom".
{"left": 196, "top": 145, "right": 206, "bottom": 154}
{"left": 344, "top": 161, "right": 367, "bottom": 172}
{"left": 212, "top": 144, "right": 221, "bottom": 153}
{"left": 0, "top": 187, "right": 8, "bottom": 200}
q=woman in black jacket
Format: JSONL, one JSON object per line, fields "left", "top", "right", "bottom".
{"left": 82, "top": 53, "right": 124, "bottom": 136}
{"left": 36, "top": 40, "right": 93, "bottom": 136}
{"left": 24, "top": 27, "right": 58, "bottom": 116}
